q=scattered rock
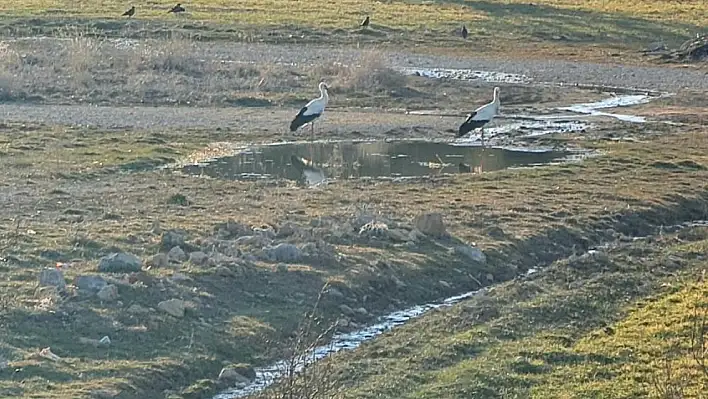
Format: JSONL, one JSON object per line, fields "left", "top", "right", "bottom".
{"left": 74, "top": 275, "right": 109, "bottom": 295}
{"left": 188, "top": 251, "right": 209, "bottom": 265}
{"left": 161, "top": 230, "right": 185, "bottom": 249}
{"left": 263, "top": 243, "right": 302, "bottom": 263}
{"left": 167, "top": 246, "right": 187, "bottom": 263}
{"left": 253, "top": 225, "right": 275, "bottom": 239}
{"left": 454, "top": 245, "right": 486, "bottom": 263}
{"left": 484, "top": 226, "right": 507, "bottom": 240}
{"left": 218, "top": 367, "right": 251, "bottom": 385}
{"left": 275, "top": 263, "right": 289, "bottom": 273}
{"left": 387, "top": 228, "right": 410, "bottom": 242}
{"left": 0, "top": 356, "right": 7, "bottom": 370}
{"left": 215, "top": 265, "right": 239, "bottom": 278}
{"left": 78, "top": 336, "right": 111, "bottom": 347}
{"left": 98, "top": 252, "right": 142, "bottom": 273}
{"left": 391, "top": 275, "right": 407, "bottom": 289}
{"left": 339, "top": 304, "right": 355, "bottom": 316}
{"left": 38, "top": 268, "right": 66, "bottom": 291}
{"left": 234, "top": 235, "right": 270, "bottom": 247}
{"left": 485, "top": 273, "right": 495, "bottom": 282}
{"left": 96, "top": 284, "right": 119, "bottom": 302}
{"left": 89, "top": 388, "right": 120, "bottom": 399}
{"left": 148, "top": 253, "right": 169, "bottom": 268}
{"left": 354, "top": 307, "right": 368, "bottom": 316}
{"left": 439, "top": 280, "right": 451, "bottom": 288}
{"left": 157, "top": 299, "right": 187, "bottom": 318}
{"left": 276, "top": 222, "right": 299, "bottom": 238}
{"left": 414, "top": 213, "right": 447, "bottom": 237}
{"left": 327, "top": 287, "right": 345, "bottom": 299}
{"left": 216, "top": 220, "right": 252, "bottom": 238}
{"left": 225, "top": 363, "right": 256, "bottom": 380}
{"left": 170, "top": 272, "right": 192, "bottom": 283}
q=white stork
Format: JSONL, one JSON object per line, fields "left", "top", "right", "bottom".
{"left": 458, "top": 86, "right": 500, "bottom": 146}
{"left": 290, "top": 82, "right": 330, "bottom": 139}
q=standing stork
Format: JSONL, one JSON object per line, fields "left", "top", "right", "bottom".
{"left": 461, "top": 25, "right": 468, "bottom": 39}
{"left": 458, "top": 87, "right": 500, "bottom": 146}
{"left": 290, "top": 82, "right": 330, "bottom": 140}
{"left": 361, "top": 16, "right": 370, "bottom": 29}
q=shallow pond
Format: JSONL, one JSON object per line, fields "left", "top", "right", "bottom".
{"left": 180, "top": 140, "right": 578, "bottom": 185}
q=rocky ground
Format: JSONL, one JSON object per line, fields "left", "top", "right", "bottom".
{"left": 0, "top": 31, "right": 707, "bottom": 399}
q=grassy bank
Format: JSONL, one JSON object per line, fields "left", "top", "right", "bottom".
{"left": 0, "top": 118, "right": 707, "bottom": 397}
{"left": 316, "top": 223, "right": 708, "bottom": 398}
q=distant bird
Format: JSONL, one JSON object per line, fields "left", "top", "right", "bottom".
{"left": 458, "top": 87, "right": 501, "bottom": 146}
{"left": 361, "top": 16, "right": 370, "bottom": 28}
{"left": 168, "top": 3, "right": 185, "bottom": 13}
{"left": 290, "top": 82, "right": 330, "bottom": 139}
{"left": 458, "top": 162, "right": 472, "bottom": 173}
{"left": 122, "top": 6, "right": 135, "bottom": 17}
{"left": 461, "top": 25, "right": 468, "bottom": 39}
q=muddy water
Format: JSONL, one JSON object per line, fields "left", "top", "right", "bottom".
{"left": 180, "top": 141, "right": 577, "bottom": 185}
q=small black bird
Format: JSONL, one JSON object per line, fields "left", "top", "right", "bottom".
{"left": 458, "top": 162, "right": 472, "bottom": 173}
{"left": 122, "top": 6, "right": 135, "bottom": 17}
{"left": 361, "top": 16, "right": 370, "bottom": 28}
{"left": 461, "top": 25, "right": 468, "bottom": 39}
{"left": 168, "top": 3, "right": 186, "bottom": 13}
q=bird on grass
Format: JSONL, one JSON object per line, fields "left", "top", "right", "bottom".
{"left": 458, "top": 87, "right": 501, "bottom": 146}
{"left": 168, "top": 3, "right": 186, "bottom": 13}
{"left": 122, "top": 6, "right": 135, "bottom": 17}
{"left": 361, "top": 16, "right": 370, "bottom": 28}
{"left": 461, "top": 25, "right": 468, "bottom": 39}
{"left": 458, "top": 162, "right": 472, "bottom": 173}
{"left": 290, "top": 82, "right": 330, "bottom": 140}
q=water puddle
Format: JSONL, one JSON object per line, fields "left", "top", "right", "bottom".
{"left": 396, "top": 67, "right": 532, "bottom": 84}
{"left": 180, "top": 140, "right": 578, "bottom": 185}
{"left": 558, "top": 94, "right": 655, "bottom": 123}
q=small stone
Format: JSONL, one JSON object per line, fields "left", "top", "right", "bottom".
{"left": 276, "top": 222, "right": 298, "bottom": 238}
{"left": 74, "top": 275, "right": 108, "bottom": 295}
{"left": 387, "top": 228, "right": 410, "bottom": 242}
{"left": 392, "top": 275, "right": 407, "bottom": 289}
{"left": 98, "top": 253, "right": 142, "bottom": 273}
{"left": 167, "top": 246, "right": 187, "bottom": 263}
{"left": 439, "top": 280, "right": 451, "bottom": 288}
{"left": 339, "top": 304, "right": 355, "bottom": 316}
{"left": 149, "top": 253, "right": 169, "bottom": 268}
{"left": 275, "top": 263, "right": 288, "bottom": 273}
{"left": 327, "top": 287, "right": 345, "bottom": 299}
{"left": 188, "top": 251, "right": 209, "bottom": 265}
{"left": 263, "top": 243, "right": 302, "bottom": 263}
{"left": 0, "top": 356, "right": 8, "bottom": 370}
{"left": 38, "top": 268, "right": 66, "bottom": 290}
{"left": 454, "top": 245, "right": 486, "bottom": 263}
{"left": 414, "top": 213, "right": 447, "bottom": 237}
{"left": 96, "top": 284, "right": 119, "bottom": 302}
{"left": 218, "top": 367, "right": 250, "bottom": 385}
{"left": 158, "top": 299, "right": 187, "bottom": 318}
{"left": 355, "top": 307, "right": 368, "bottom": 316}
{"left": 485, "top": 273, "right": 495, "bottom": 282}
{"left": 161, "top": 230, "right": 185, "bottom": 249}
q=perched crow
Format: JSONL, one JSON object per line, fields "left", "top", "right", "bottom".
{"left": 461, "top": 25, "right": 468, "bottom": 39}
{"left": 361, "top": 16, "right": 370, "bottom": 28}
{"left": 122, "top": 6, "right": 135, "bottom": 17}
{"left": 168, "top": 3, "right": 186, "bottom": 13}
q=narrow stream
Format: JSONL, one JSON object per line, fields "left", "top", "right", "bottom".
{"left": 214, "top": 219, "right": 708, "bottom": 399}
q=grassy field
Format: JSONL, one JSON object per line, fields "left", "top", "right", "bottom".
{"left": 0, "top": 115, "right": 707, "bottom": 398}
{"left": 318, "top": 225, "right": 708, "bottom": 398}
{"left": 0, "top": 0, "right": 705, "bottom": 63}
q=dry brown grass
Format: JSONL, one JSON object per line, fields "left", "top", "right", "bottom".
{"left": 0, "top": 33, "right": 411, "bottom": 107}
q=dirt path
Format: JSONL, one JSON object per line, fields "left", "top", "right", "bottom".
{"left": 0, "top": 43, "right": 705, "bottom": 131}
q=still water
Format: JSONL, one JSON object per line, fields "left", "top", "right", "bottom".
{"left": 181, "top": 140, "right": 574, "bottom": 184}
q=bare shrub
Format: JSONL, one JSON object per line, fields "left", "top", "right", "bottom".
{"left": 308, "top": 50, "right": 407, "bottom": 94}
{"left": 252, "top": 282, "right": 343, "bottom": 399}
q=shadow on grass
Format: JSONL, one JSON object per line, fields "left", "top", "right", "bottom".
{"left": 435, "top": 0, "right": 697, "bottom": 45}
